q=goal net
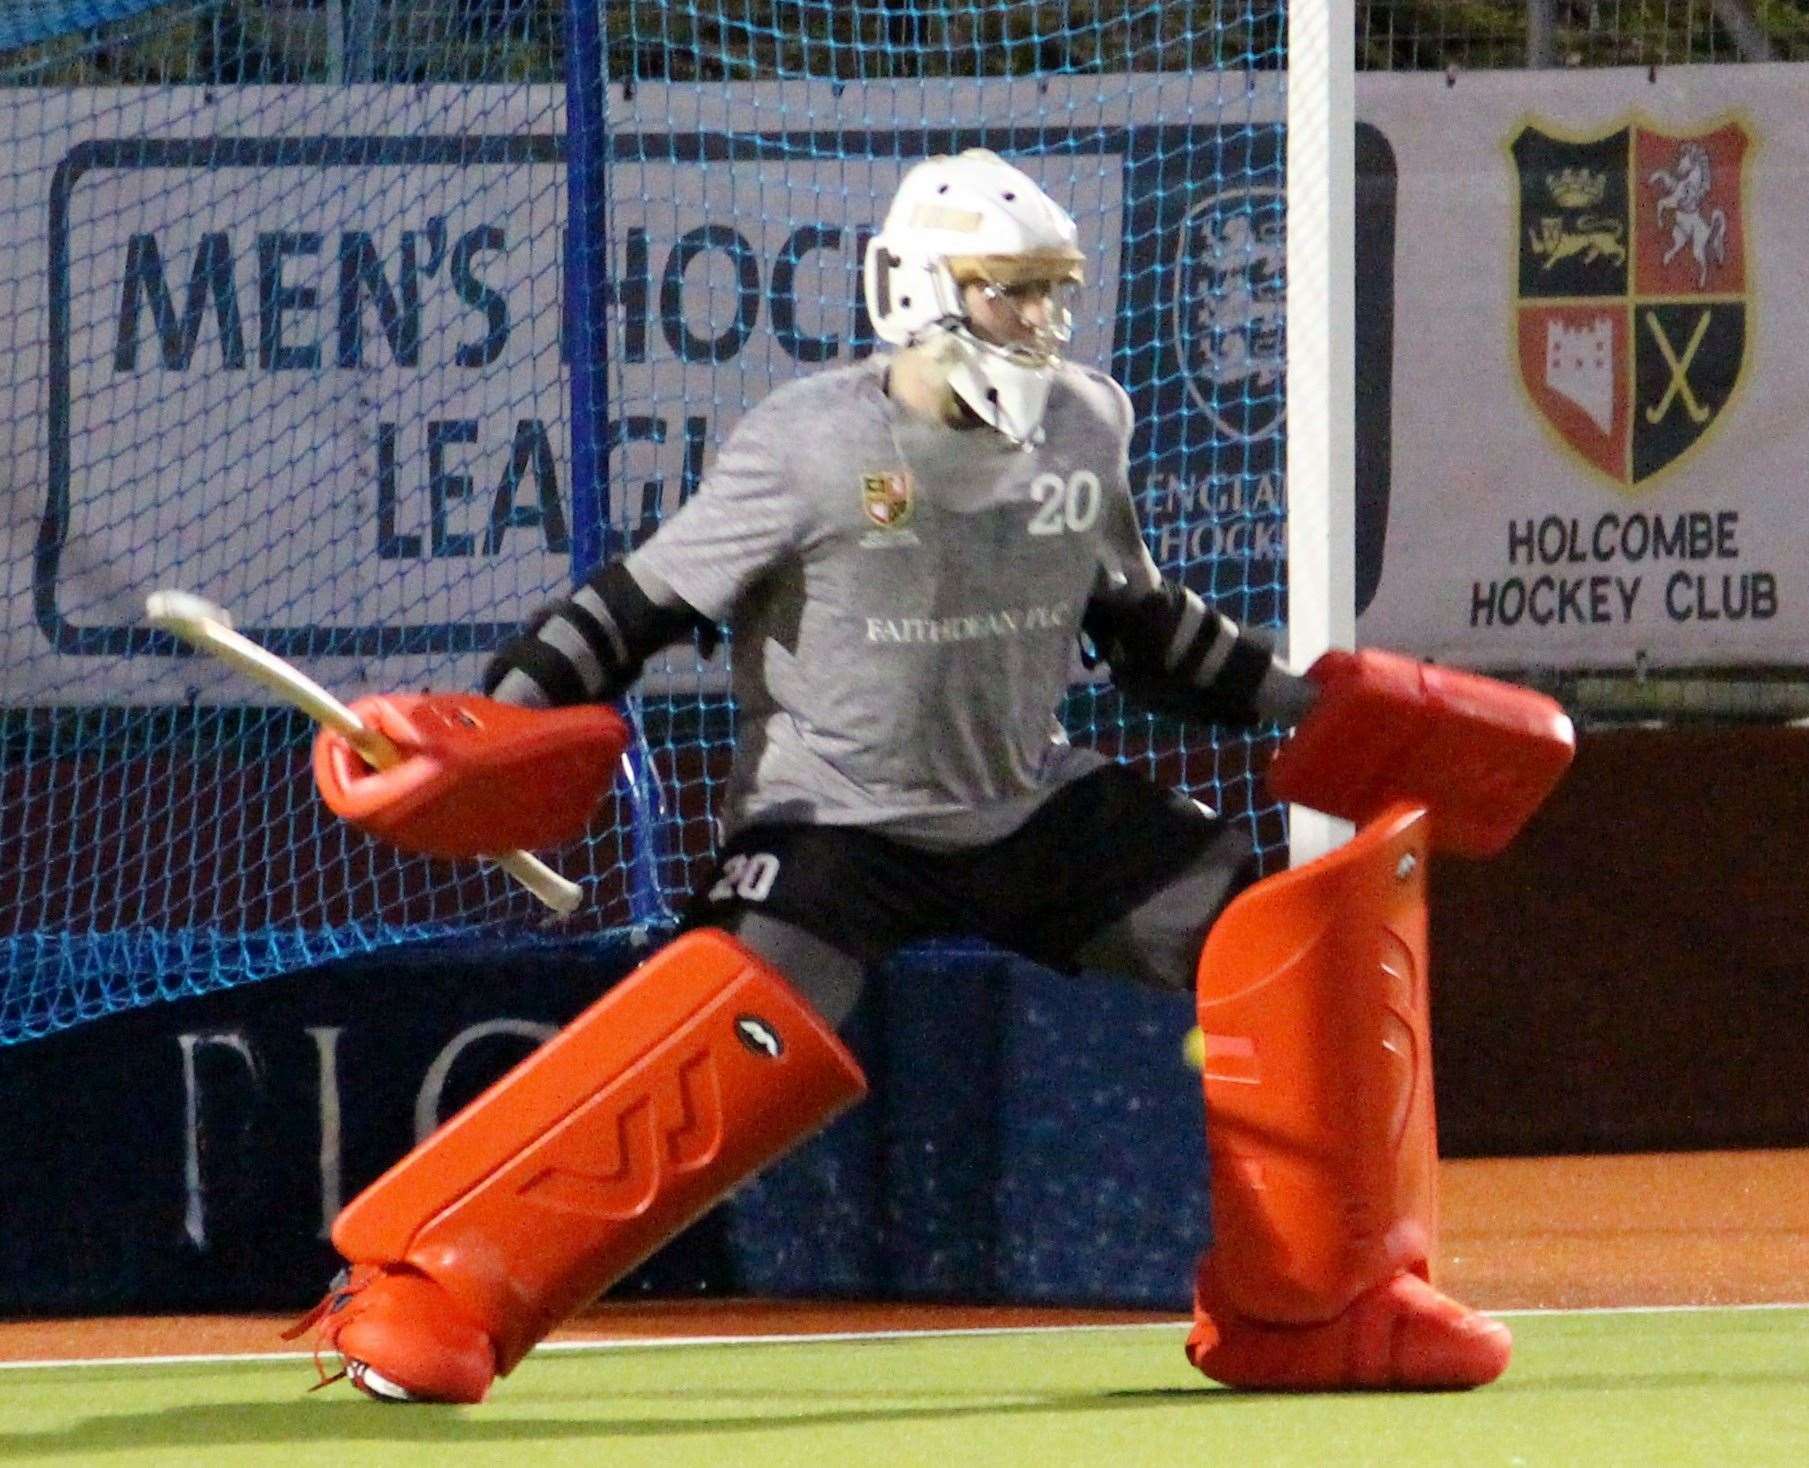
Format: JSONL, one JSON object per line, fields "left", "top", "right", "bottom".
{"left": 0, "top": 1, "right": 1302, "bottom": 1043}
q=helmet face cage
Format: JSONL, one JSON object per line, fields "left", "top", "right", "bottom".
{"left": 970, "top": 278, "right": 1077, "bottom": 361}
{"left": 865, "top": 152, "right": 1085, "bottom": 348}
{"left": 947, "top": 250, "right": 1083, "bottom": 362}
{"left": 861, "top": 152, "right": 1085, "bottom": 446}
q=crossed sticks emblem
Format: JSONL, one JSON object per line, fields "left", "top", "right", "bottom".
{"left": 1643, "top": 309, "right": 1713, "bottom": 426}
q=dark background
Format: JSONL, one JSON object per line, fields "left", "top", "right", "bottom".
{"left": 2, "top": 724, "right": 1802, "bottom": 1316}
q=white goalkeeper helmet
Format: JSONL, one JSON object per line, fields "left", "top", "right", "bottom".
{"left": 863, "top": 149, "right": 1084, "bottom": 446}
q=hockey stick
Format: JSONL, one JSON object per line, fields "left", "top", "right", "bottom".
{"left": 144, "top": 591, "right": 583, "bottom": 916}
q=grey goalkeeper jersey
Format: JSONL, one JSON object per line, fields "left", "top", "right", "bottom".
{"left": 628, "top": 358, "right": 1180, "bottom": 849}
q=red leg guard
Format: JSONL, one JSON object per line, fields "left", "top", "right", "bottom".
{"left": 1186, "top": 803, "right": 1511, "bottom": 1391}
{"left": 295, "top": 928, "right": 867, "bottom": 1400}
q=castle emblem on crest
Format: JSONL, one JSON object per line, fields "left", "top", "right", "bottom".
{"left": 1172, "top": 185, "right": 1287, "bottom": 443}
{"left": 1510, "top": 116, "right": 1751, "bottom": 490}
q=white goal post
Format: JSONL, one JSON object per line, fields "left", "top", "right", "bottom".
{"left": 1285, "top": 0, "right": 1358, "bottom": 866}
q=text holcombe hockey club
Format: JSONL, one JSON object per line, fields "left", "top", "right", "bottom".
{"left": 1469, "top": 512, "right": 1777, "bottom": 627}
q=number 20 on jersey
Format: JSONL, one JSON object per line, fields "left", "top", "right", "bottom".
{"left": 1028, "top": 470, "right": 1102, "bottom": 536}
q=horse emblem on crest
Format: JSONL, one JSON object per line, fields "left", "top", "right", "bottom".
{"left": 1648, "top": 140, "right": 1728, "bottom": 290}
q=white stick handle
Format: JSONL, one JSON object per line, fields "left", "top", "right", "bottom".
{"left": 145, "top": 592, "right": 582, "bottom": 916}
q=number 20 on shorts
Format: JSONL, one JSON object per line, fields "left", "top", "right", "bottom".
{"left": 708, "top": 852, "right": 781, "bottom": 903}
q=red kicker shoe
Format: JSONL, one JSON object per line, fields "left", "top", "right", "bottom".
{"left": 286, "top": 1264, "right": 497, "bottom": 1404}
{"left": 1187, "top": 1263, "right": 1513, "bottom": 1392}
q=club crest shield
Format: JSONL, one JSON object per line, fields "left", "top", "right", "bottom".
{"left": 1511, "top": 116, "right": 1751, "bottom": 491}
{"left": 861, "top": 470, "right": 914, "bottom": 529}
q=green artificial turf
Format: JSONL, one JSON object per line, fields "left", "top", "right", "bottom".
{"left": 0, "top": 1308, "right": 1803, "bottom": 1467}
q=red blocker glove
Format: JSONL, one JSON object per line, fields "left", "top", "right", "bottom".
{"left": 1267, "top": 649, "right": 1575, "bottom": 858}
{"left": 313, "top": 693, "right": 631, "bottom": 858}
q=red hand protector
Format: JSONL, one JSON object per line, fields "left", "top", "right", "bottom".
{"left": 313, "top": 693, "right": 630, "bottom": 857}
{"left": 1267, "top": 649, "right": 1575, "bottom": 858}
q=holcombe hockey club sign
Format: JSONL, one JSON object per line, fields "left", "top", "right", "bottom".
{"left": 1356, "top": 65, "right": 1809, "bottom": 673}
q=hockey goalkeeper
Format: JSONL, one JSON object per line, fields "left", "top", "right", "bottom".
{"left": 293, "top": 151, "right": 1572, "bottom": 1402}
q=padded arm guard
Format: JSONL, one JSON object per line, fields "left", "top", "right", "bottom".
{"left": 313, "top": 692, "right": 631, "bottom": 858}
{"left": 482, "top": 559, "right": 716, "bottom": 709}
{"left": 1268, "top": 649, "right": 1574, "bottom": 858}
{"left": 1082, "top": 581, "right": 1279, "bottom": 728}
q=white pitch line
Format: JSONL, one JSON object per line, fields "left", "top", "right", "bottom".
{"left": 0, "top": 1303, "right": 1802, "bottom": 1374}
{"left": 1494, "top": 1300, "right": 1809, "bottom": 1319}
{"left": 0, "top": 1321, "right": 1187, "bottom": 1373}
{"left": 0, "top": 1349, "right": 322, "bottom": 1372}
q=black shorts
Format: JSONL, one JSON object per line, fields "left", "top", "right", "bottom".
{"left": 680, "top": 764, "right": 1230, "bottom": 973}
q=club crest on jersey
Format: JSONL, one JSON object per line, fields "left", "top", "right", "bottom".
{"left": 1172, "top": 185, "right": 1287, "bottom": 443}
{"left": 1510, "top": 115, "right": 1751, "bottom": 491}
{"left": 861, "top": 470, "right": 916, "bottom": 530}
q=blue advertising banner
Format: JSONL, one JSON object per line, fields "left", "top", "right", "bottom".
{"left": 7, "top": 80, "right": 1395, "bottom": 701}
{"left": 0, "top": 942, "right": 1208, "bottom": 1315}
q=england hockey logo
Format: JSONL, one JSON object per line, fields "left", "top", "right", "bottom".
{"left": 1172, "top": 185, "right": 1287, "bottom": 442}
{"left": 861, "top": 470, "right": 915, "bottom": 529}
{"left": 1511, "top": 116, "right": 1751, "bottom": 490}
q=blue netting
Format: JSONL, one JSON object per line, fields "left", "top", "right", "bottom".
{"left": 2, "top": 1, "right": 1292, "bottom": 1044}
